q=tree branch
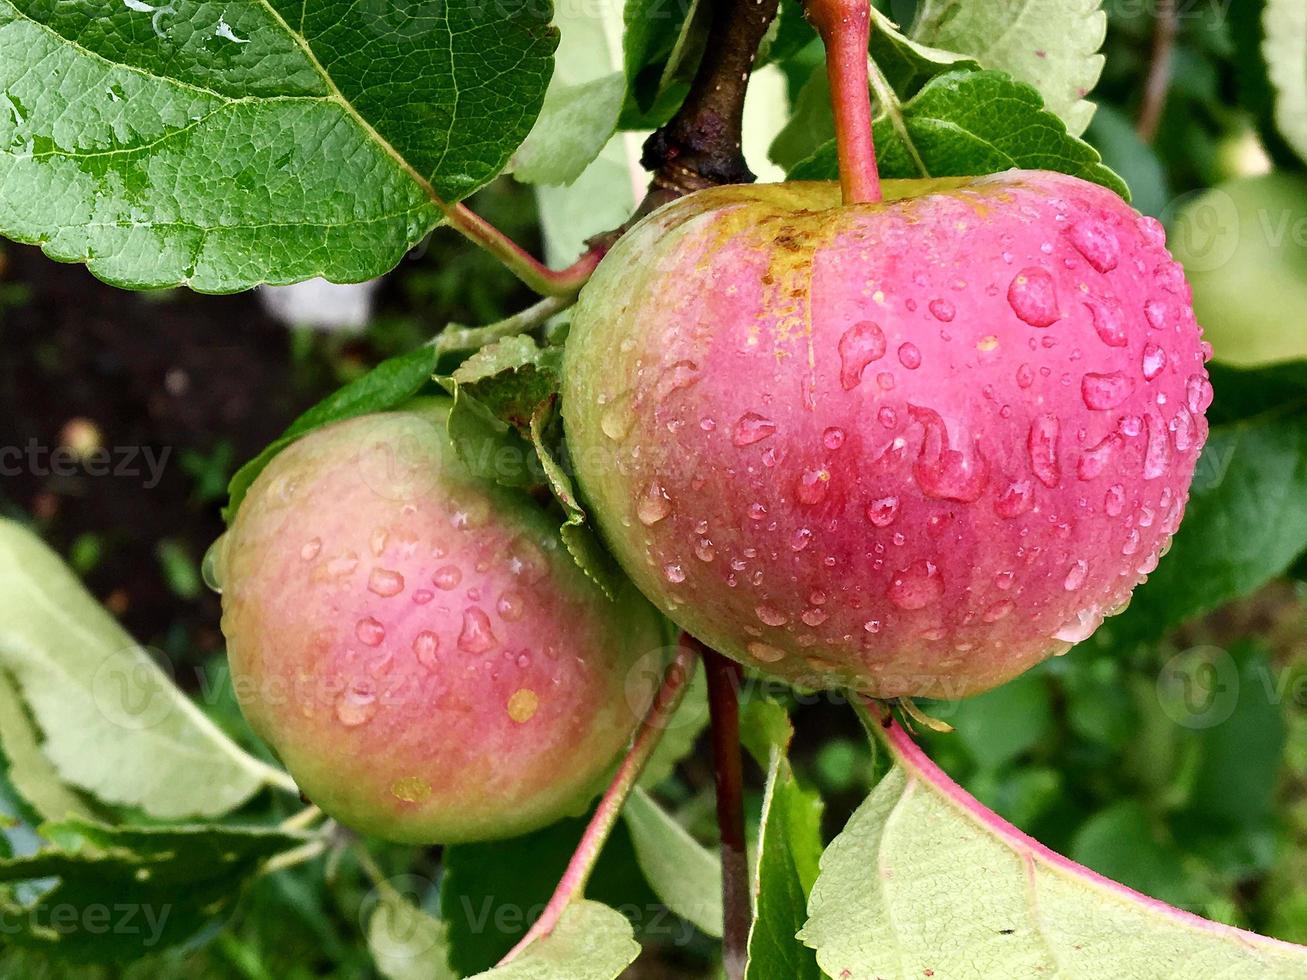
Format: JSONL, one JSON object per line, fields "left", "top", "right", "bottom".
{"left": 701, "top": 640, "right": 750, "bottom": 980}
{"left": 1136, "top": 0, "right": 1177, "bottom": 144}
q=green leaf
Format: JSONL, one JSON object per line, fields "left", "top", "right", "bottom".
{"left": 740, "top": 698, "right": 795, "bottom": 771}
{"left": 745, "top": 751, "right": 823, "bottom": 980}
{"left": 789, "top": 70, "right": 1128, "bottom": 198}
{"left": 0, "top": 521, "right": 292, "bottom": 819}
{"left": 1264, "top": 0, "right": 1307, "bottom": 163}
{"left": 439, "top": 381, "right": 541, "bottom": 489}
{"left": 468, "top": 901, "right": 640, "bottom": 979}
{"left": 800, "top": 723, "right": 1307, "bottom": 978}
{"left": 367, "top": 890, "right": 456, "bottom": 980}
{"left": 0, "top": 672, "right": 97, "bottom": 825}
{"left": 514, "top": 74, "right": 627, "bottom": 186}
{"left": 1091, "top": 386, "right": 1307, "bottom": 647}
{"left": 622, "top": 788, "right": 723, "bottom": 938}
{"left": 224, "top": 344, "right": 439, "bottom": 521}
{"left": 529, "top": 400, "right": 626, "bottom": 597}
{"left": 947, "top": 670, "right": 1053, "bottom": 772}
{"left": 533, "top": 0, "right": 641, "bottom": 266}
{"left": 0, "top": 819, "right": 307, "bottom": 962}
{"left": 452, "top": 336, "right": 563, "bottom": 432}
{"left": 623, "top": 0, "right": 705, "bottom": 121}
{"left": 870, "top": 7, "right": 976, "bottom": 99}
{"left": 911, "top": 0, "right": 1107, "bottom": 135}
{"left": 0, "top": 1, "right": 556, "bottom": 291}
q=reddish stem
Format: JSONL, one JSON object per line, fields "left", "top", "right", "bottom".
{"left": 446, "top": 203, "right": 602, "bottom": 297}
{"left": 496, "top": 640, "right": 700, "bottom": 965}
{"left": 700, "top": 641, "right": 750, "bottom": 980}
{"left": 807, "top": 0, "right": 882, "bottom": 205}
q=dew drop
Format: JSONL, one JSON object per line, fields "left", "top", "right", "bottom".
{"left": 733, "top": 412, "right": 776, "bottom": 446}
{"left": 1104, "top": 483, "right": 1126, "bottom": 516}
{"left": 694, "top": 537, "right": 716, "bottom": 562}
{"left": 866, "top": 495, "right": 900, "bottom": 527}
{"left": 995, "top": 479, "right": 1035, "bottom": 518}
{"left": 983, "top": 599, "right": 1014, "bottom": 622}
{"left": 801, "top": 608, "right": 828, "bottom": 627}
{"left": 1077, "top": 433, "right": 1120, "bottom": 481}
{"left": 1017, "top": 363, "right": 1035, "bottom": 388}
{"left": 1137, "top": 215, "right": 1167, "bottom": 248}
{"left": 1084, "top": 294, "right": 1128, "bottom": 347}
{"left": 335, "top": 682, "right": 378, "bottom": 727}
{"left": 355, "top": 617, "right": 386, "bottom": 647}
{"left": 877, "top": 406, "right": 897, "bottom": 428}
{"left": 1144, "top": 298, "right": 1168, "bottom": 330}
{"left": 790, "top": 527, "right": 813, "bottom": 552}
{"left": 300, "top": 537, "right": 322, "bottom": 562}
{"left": 796, "top": 468, "right": 830, "bottom": 505}
{"left": 326, "top": 551, "right": 360, "bottom": 577}
{"left": 1053, "top": 608, "right": 1104, "bottom": 643}
{"left": 1066, "top": 220, "right": 1120, "bottom": 273}
{"left": 413, "top": 630, "right": 440, "bottom": 669}
{"left": 1143, "top": 412, "right": 1171, "bottom": 480}
{"left": 909, "top": 405, "right": 990, "bottom": 502}
{"left": 1121, "top": 528, "right": 1141, "bottom": 556}
{"left": 822, "top": 426, "right": 846, "bottom": 450}
{"left": 655, "top": 359, "right": 699, "bottom": 399}
{"left": 507, "top": 536, "right": 548, "bottom": 584}
{"left": 897, "top": 342, "right": 922, "bottom": 369}
{"left": 837, "top": 320, "right": 887, "bottom": 389}
{"left": 928, "top": 299, "right": 955, "bottom": 322}
{"left": 994, "top": 570, "right": 1015, "bottom": 590}
{"left": 1081, "top": 371, "right": 1133, "bottom": 411}
{"left": 412, "top": 589, "right": 433, "bottom": 605}
{"left": 637, "top": 480, "right": 672, "bottom": 525}
{"left": 1028, "top": 414, "right": 1062, "bottom": 488}
{"left": 1186, "top": 374, "right": 1213, "bottom": 414}
{"left": 368, "top": 568, "right": 405, "bottom": 598}
{"left": 497, "top": 591, "right": 525, "bottom": 621}
{"left": 201, "top": 535, "right": 225, "bottom": 594}
{"left": 600, "top": 391, "right": 634, "bottom": 441}
{"left": 1063, "top": 559, "right": 1089, "bottom": 591}
{"left": 1008, "top": 268, "right": 1060, "bottom": 327}
{"left": 663, "top": 562, "right": 686, "bottom": 584}
{"left": 433, "top": 565, "right": 462, "bottom": 590}
{"left": 459, "top": 607, "right": 498, "bottom": 653}
{"left": 370, "top": 528, "right": 389, "bottom": 557}
{"left": 887, "top": 559, "right": 944, "bottom": 610}
{"left": 1170, "top": 407, "right": 1195, "bottom": 452}
{"left": 747, "top": 641, "right": 785, "bottom": 663}
{"left": 1141, "top": 343, "right": 1167, "bottom": 381}
{"left": 747, "top": 502, "right": 768, "bottom": 521}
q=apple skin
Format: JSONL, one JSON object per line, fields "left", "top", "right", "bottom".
{"left": 562, "top": 171, "right": 1211, "bottom": 699}
{"left": 217, "top": 406, "right": 664, "bottom": 844}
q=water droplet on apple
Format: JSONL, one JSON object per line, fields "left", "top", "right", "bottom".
{"left": 355, "top": 617, "right": 386, "bottom": 646}
{"left": 1028, "top": 414, "right": 1061, "bottom": 487}
{"left": 1066, "top": 220, "right": 1120, "bottom": 273}
{"left": 1142, "top": 343, "right": 1167, "bottom": 381}
{"left": 458, "top": 607, "right": 497, "bottom": 653}
{"left": 887, "top": 559, "right": 943, "bottom": 610}
{"left": 368, "top": 568, "right": 405, "bottom": 597}
{"left": 837, "top": 320, "right": 887, "bottom": 389}
{"left": 637, "top": 480, "right": 672, "bottom": 525}
{"left": 1008, "top": 268, "right": 1060, "bottom": 327}
{"left": 866, "top": 495, "right": 899, "bottom": 527}
{"left": 733, "top": 412, "right": 776, "bottom": 446}
{"left": 1081, "top": 371, "right": 1133, "bottom": 410}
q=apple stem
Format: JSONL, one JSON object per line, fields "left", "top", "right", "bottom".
{"left": 432, "top": 294, "right": 572, "bottom": 355}
{"left": 496, "top": 639, "right": 701, "bottom": 965}
{"left": 702, "top": 641, "right": 751, "bottom": 980}
{"left": 807, "top": 0, "right": 882, "bottom": 205}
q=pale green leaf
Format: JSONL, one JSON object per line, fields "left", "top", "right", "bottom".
{"left": 0, "top": 672, "right": 97, "bottom": 824}
{"left": 1264, "top": 0, "right": 1307, "bottom": 164}
{"left": 534, "top": 0, "right": 642, "bottom": 266}
{"left": 0, "top": 1, "right": 556, "bottom": 291}
{"left": 623, "top": 788, "right": 723, "bottom": 938}
{"left": 368, "top": 891, "right": 456, "bottom": 980}
{"left": 0, "top": 521, "right": 293, "bottom": 819}
{"left": 469, "top": 900, "right": 640, "bottom": 979}
{"left": 514, "top": 74, "right": 626, "bottom": 186}
{"left": 912, "top": 0, "right": 1107, "bottom": 135}
{"left": 800, "top": 723, "right": 1307, "bottom": 978}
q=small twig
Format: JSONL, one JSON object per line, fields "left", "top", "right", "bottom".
{"left": 1137, "top": 0, "right": 1178, "bottom": 143}
{"left": 445, "top": 203, "right": 602, "bottom": 297}
{"left": 701, "top": 641, "right": 749, "bottom": 980}
{"left": 279, "top": 804, "right": 325, "bottom": 832}
{"left": 808, "top": 0, "right": 882, "bottom": 205}
{"left": 496, "top": 639, "right": 701, "bottom": 965}
{"left": 259, "top": 838, "right": 328, "bottom": 877}
{"left": 432, "top": 294, "right": 572, "bottom": 355}
{"left": 611, "top": 0, "right": 780, "bottom": 244}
